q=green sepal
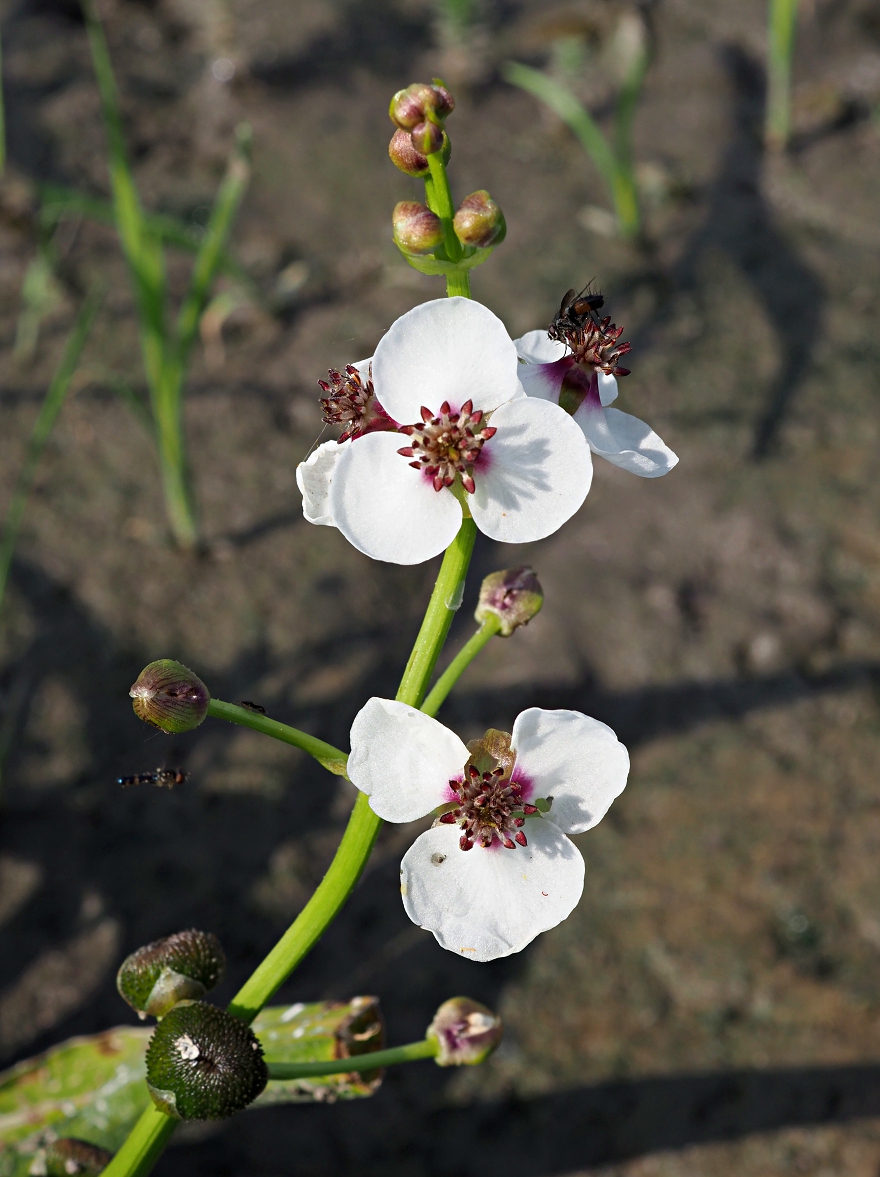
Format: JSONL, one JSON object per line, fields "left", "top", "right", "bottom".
{"left": 397, "top": 244, "right": 499, "bottom": 276}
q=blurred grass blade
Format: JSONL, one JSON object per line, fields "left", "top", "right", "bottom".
{"left": 176, "top": 124, "right": 252, "bottom": 365}
{"left": 13, "top": 250, "right": 63, "bottom": 364}
{"left": 612, "top": 28, "right": 649, "bottom": 239}
{"left": 766, "top": 0, "right": 801, "bottom": 150}
{"left": 504, "top": 61, "right": 619, "bottom": 195}
{"left": 0, "top": 286, "right": 103, "bottom": 614}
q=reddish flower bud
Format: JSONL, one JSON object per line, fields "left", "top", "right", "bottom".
{"left": 392, "top": 201, "right": 444, "bottom": 255}
{"left": 389, "top": 83, "right": 438, "bottom": 129}
{"left": 411, "top": 119, "right": 444, "bottom": 156}
{"left": 453, "top": 190, "right": 506, "bottom": 249}
{"left": 427, "top": 997, "right": 502, "bottom": 1066}
{"left": 474, "top": 566, "right": 543, "bottom": 636}
{"left": 388, "top": 127, "right": 430, "bottom": 176}
{"left": 130, "top": 659, "right": 210, "bottom": 734}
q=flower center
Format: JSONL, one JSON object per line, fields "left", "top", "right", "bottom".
{"left": 438, "top": 728, "right": 538, "bottom": 850}
{"left": 397, "top": 400, "right": 496, "bottom": 493}
{"left": 319, "top": 365, "right": 394, "bottom": 442}
{"left": 548, "top": 310, "right": 632, "bottom": 380}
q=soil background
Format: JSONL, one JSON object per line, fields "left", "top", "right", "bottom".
{"left": 3, "top": 0, "right": 880, "bottom": 1173}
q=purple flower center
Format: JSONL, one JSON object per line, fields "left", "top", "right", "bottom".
{"left": 438, "top": 728, "right": 536, "bottom": 851}
{"left": 397, "top": 399, "right": 496, "bottom": 494}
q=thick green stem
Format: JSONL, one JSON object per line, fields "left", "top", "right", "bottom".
{"left": 397, "top": 516, "right": 477, "bottom": 707}
{"left": 267, "top": 1037, "right": 437, "bottom": 1080}
{"left": 421, "top": 615, "right": 500, "bottom": 719}
{"left": 207, "top": 699, "right": 348, "bottom": 776}
{"left": 99, "top": 1108, "right": 176, "bottom": 1177}
{"left": 425, "top": 152, "right": 471, "bottom": 298}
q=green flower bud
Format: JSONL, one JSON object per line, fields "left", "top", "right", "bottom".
{"left": 392, "top": 201, "right": 444, "bottom": 255}
{"left": 427, "top": 997, "right": 502, "bottom": 1066}
{"left": 453, "top": 190, "right": 506, "bottom": 249}
{"left": 411, "top": 118, "right": 444, "bottom": 156}
{"left": 44, "top": 1139, "right": 112, "bottom": 1176}
{"left": 129, "top": 659, "right": 210, "bottom": 733}
{"left": 474, "top": 566, "right": 543, "bottom": 636}
{"left": 146, "top": 1001, "right": 267, "bottom": 1120}
{"left": 117, "top": 929, "right": 226, "bottom": 1019}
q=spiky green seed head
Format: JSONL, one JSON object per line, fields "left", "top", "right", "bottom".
{"left": 117, "top": 929, "right": 226, "bottom": 1019}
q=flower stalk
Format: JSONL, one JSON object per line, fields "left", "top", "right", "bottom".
{"left": 207, "top": 699, "right": 349, "bottom": 777}
{"left": 421, "top": 614, "right": 500, "bottom": 718}
{"left": 266, "top": 1036, "right": 438, "bottom": 1079}
{"left": 765, "top": 0, "right": 801, "bottom": 151}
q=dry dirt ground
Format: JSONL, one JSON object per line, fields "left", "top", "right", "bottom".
{"left": 2, "top": 0, "right": 880, "bottom": 1173}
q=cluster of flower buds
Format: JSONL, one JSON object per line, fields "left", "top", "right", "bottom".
{"left": 129, "top": 659, "right": 210, "bottom": 734}
{"left": 145, "top": 1000, "right": 267, "bottom": 1120}
{"left": 475, "top": 566, "right": 544, "bottom": 636}
{"left": 427, "top": 997, "right": 503, "bottom": 1066}
{"left": 117, "top": 928, "right": 226, "bottom": 1019}
{"left": 391, "top": 190, "right": 505, "bottom": 261}
{"left": 388, "top": 81, "right": 454, "bottom": 176}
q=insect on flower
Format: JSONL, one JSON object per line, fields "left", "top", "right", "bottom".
{"left": 551, "top": 283, "right": 606, "bottom": 337}
{"left": 238, "top": 700, "right": 267, "bottom": 715}
{"left": 118, "top": 767, "right": 189, "bottom": 789}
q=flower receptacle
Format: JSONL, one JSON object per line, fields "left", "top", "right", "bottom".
{"left": 129, "top": 659, "right": 210, "bottom": 733}
{"left": 475, "top": 566, "right": 543, "bottom": 636}
{"left": 427, "top": 997, "right": 503, "bottom": 1066}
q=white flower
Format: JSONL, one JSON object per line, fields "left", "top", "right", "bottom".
{"left": 514, "top": 328, "right": 678, "bottom": 478}
{"left": 296, "top": 298, "right": 592, "bottom": 565}
{"left": 347, "top": 698, "right": 629, "bottom": 961}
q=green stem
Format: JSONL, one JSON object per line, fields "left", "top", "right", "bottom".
{"left": 207, "top": 699, "right": 348, "bottom": 776}
{"left": 397, "top": 516, "right": 477, "bottom": 707}
{"left": 425, "top": 152, "right": 471, "bottom": 298}
{"left": 421, "top": 615, "right": 500, "bottom": 719}
{"left": 766, "top": 0, "right": 800, "bottom": 150}
{"left": 266, "top": 1037, "right": 437, "bottom": 1079}
{"left": 99, "top": 1108, "right": 176, "bottom": 1177}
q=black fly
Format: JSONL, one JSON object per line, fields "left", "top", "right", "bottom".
{"left": 549, "top": 284, "right": 605, "bottom": 342}
{"left": 238, "top": 700, "right": 267, "bottom": 715}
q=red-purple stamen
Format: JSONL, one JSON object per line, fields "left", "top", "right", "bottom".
{"left": 319, "top": 365, "right": 395, "bottom": 442}
{"left": 397, "top": 399, "right": 495, "bottom": 493}
{"left": 443, "top": 760, "right": 531, "bottom": 851}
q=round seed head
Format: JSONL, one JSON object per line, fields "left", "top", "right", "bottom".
{"left": 117, "top": 929, "right": 226, "bottom": 1019}
{"left": 146, "top": 1001, "right": 267, "bottom": 1120}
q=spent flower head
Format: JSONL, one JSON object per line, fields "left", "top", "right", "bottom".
{"left": 347, "top": 698, "right": 629, "bottom": 959}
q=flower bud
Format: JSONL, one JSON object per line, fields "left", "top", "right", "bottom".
{"left": 388, "top": 127, "right": 430, "bottom": 176}
{"left": 474, "top": 566, "right": 543, "bottom": 636}
{"left": 389, "top": 82, "right": 455, "bottom": 130}
{"left": 392, "top": 201, "right": 444, "bottom": 255}
{"left": 389, "top": 82, "right": 437, "bottom": 129}
{"left": 146, "top": 1000, "right": 267, "bottom": 1120}
{"left": 44, "top": 1139, "right": 112, "bottom": 1175}
{"left": 453, "top": 190, "right": 506, "bottom": 249}
{"left": 427, "top": 997, "right": 502, "bottom": 1066}
{"left": 130, "top": 659, "right": 210, "bottom": 733}
{"left": 411, "top": 118, "right": 444, "bottom": 157}
{"left": 117, "top": 929, "right": 226, "bottom": 1019}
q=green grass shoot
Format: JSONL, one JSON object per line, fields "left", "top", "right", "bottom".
{"left": 766, "top": 0, "right": 801, "bottom": 151}
{"left": 81, "top": 0, "right": 251, "bottom": 549}
{"left": 504, "top": 29, "right": 649, "bottom": 241}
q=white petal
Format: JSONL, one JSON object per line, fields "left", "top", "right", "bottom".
{"left": 296, "top": 440, "right": 345, "bottom": 526}
{"left": 328, "top": 431, "right": 462, "bottom": 564}
{"left": 598, "top": 370, "right": 618, "bottom": 406}
{"left": 469, "top": 398, "right": 592, "bottom": 544}
{"left": 514, "top": 329, "right": 568, "bottom": 365}
{"left": 348, "top": 698, "right": 469, "bottom": 822}
{"left": 575, "top": 403, "right": 679, "bottom": 478}
{"left": 400, "top": 821, "right": 585, "bottom": 961}
{"left": 371, "top": 298, "right": 521, "bottom": 424}
{"left": 516, "top": 356, "right": 569, "bottom": 404}
{"left": 510, "top": 708, "right": 629, "bottom": 835}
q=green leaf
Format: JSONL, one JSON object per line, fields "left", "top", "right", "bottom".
{"left": 0, "top": 999, "right": 384, "bottom": 1171}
